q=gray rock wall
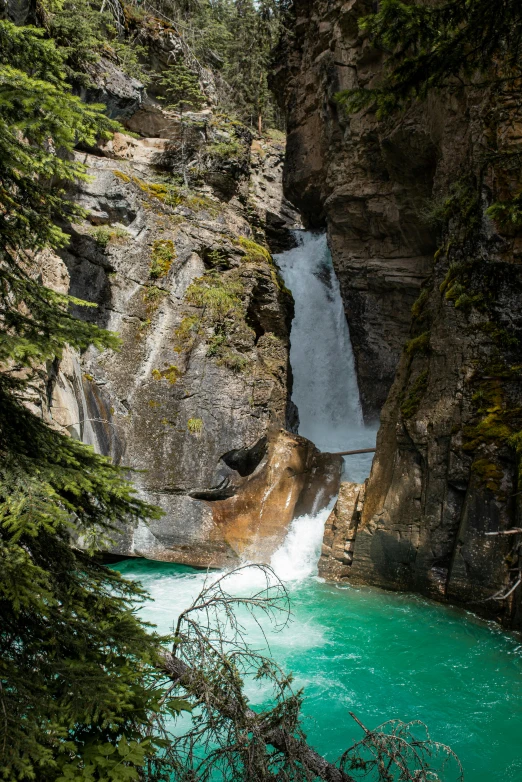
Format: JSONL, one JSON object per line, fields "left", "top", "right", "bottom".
{"left": 45, "top": 103, "right": 337, "bottom": 566}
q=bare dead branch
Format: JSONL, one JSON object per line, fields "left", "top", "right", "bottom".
{"left": 159, "top": 650, "right": 355, "bottom": 782}
{"left": 146, "top": 564, "right": 462, "bottom": 782}
{"left": 485, "top": 528, "right": 522, "bottom": 535}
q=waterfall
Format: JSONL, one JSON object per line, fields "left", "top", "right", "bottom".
{"left": 270, "top": 505, "right": 333, "bottom": 581}
{"left": 275, "top": 231, "right": 376, "bottom": 483}
{"left": 276, "top": 232, "right": 363, "bottom": 449}
{"left": 269, "top": 232, "right": 377, "bottom": 581}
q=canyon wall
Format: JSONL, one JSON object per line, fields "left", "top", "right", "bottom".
{"left": 42, "top": 54, "right": 341, "bottom": 567}
{"left": 281, "top": 0, "right": 522, "bottom": 628}
{"left": 275, "top": 0, "right": 444, "bottom": 417}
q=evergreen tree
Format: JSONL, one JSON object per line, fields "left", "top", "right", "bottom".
{"left": 223, "top": 0, "right": 283, "bottom": 131}
{"left": 0, "top": 21, "right": 169, "bottom": 780}
{"left": 158, "top": 60, "right": 205, "bottom": 184}
{"left": 158, "top": 60, "right": 205, "bottom": 114}
{"left": 132, "top": 0, "right": 287, "bottom": 130}
{"left": 38, "top": 0, "right": 147, "bottom": 86}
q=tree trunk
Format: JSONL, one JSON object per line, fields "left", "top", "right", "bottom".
{"left": 160, "top": 651, "right": 355, "bottom": 782}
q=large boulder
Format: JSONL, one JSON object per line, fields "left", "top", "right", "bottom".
{"left": 82, "top": 57, "right": 144, "bottom": 120}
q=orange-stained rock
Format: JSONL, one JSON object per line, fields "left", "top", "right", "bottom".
{"left": 204, "top": 429, "right": 343, "bottom": 565}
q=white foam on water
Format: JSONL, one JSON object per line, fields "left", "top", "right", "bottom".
{"left": 270, "top": 505, "right": 333, "bottom": 582}
{"left": 139, "top": 231, "right": 377, "bottom": 644}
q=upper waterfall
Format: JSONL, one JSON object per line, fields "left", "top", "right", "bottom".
{"left": 275, "top": 232, "right": 376, "bottom": 483}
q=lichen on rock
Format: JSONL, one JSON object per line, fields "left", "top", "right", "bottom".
{"left": 40, "top": 83, "right": 316, "bottom": 567}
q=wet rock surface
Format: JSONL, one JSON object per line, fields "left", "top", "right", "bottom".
{"left": 318, "top": 481, "right": 365, "bottom": 581}
{"left": 280, "top": 0, "right": 522, "bottom": 628}
{"left": 175, "top": 429, "right": 341, "bottom": 568}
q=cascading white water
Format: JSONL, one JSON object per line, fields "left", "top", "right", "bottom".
{"left": 265, "top": 231, "right": 377, "bottom": 581}
{"left": 275, "top": 232, "right": 364, "bottom": 453}
{"left": 270, "top": 505, "right": 333, "bottom": 581}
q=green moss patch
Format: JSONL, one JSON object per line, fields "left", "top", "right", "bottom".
{"left": 150, "top": 240, "right": 176, "bottom": 279}
{"left": 401, "top": 370, "right": 429, "bottom": 419}
{"left": 217, "top": 349, "right": 249, "bottom": 373}
{"left": 471, "top": 458, "right": 504, "bottom": 494}
{"left": 185, "top": 272, "right": 243, "bottom": 319}
{"left": 142, "top": 286, "right": 168, "bottom": 317}
{"left": 406, "top": 331, "right": 431, "bottom": 356}
{"left": 411, "top": 287, "right": 430, "bottom": 320}
{"left": 174, "top": 316, "right": 201, "bottom": 353}
{"left": 237, "top": 236, "right": 272, "bottom": 264}
{"left": 152, "top": 365, "right": 181, "bottom": 385}
{"left": 89, "top": 225, "right": 129, "bottom": 248}
{"left": 187, "top": 417, "right": 203, "bottom": 436}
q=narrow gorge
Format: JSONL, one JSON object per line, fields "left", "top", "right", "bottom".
{"left": 46, "top": 0, "right": 522, "bottom": 632}
{"left": 3, "top": 0, "right": 522, "bottom": 780}
{"left": 276, "top": 0, "right": 522, "bottom": 631}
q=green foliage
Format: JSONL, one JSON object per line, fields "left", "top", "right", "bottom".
{"left": 187, "top": 416, "right": 203, "bottom": 435}
{"left": 221, "top": 0, "right": 285, "bottom": 130}
{"left": 335, "top": 0, "right": 522, "bottom": 118}
{"left": 39, "top": 0, "right": 109, "bottom": 83}
{"left": 487, "top": 193, "right": 522, "bottom": 228}
{"left": 206, "top": 138, "right": 243, "bottom": 160}
{"left": 0, "top": 25, "right": 169, "bottom": 779}
{"left": 158, "top": 61, "right": 205, "bottom": 114}
{"left": 206, "top": 327, "right": 228, "bottom": 356}
{"left": 428, "top": 180, "right": 482, "bottom": 237}
{"left": 40, "top": 0, "right": 148, "bottom": 86}
{"left": 145, "top": 0, "right": 288, "bottom": 129}
{"left": 134, "top": 177, "right": 183, "bottom": 207}
{"left": 185, "top": 270, "right": 243, "bottom": 319}
{"left": 0, "top": 23, "right": 117, "bottom": 261}
{"left": 182, "top": 267, "right": 258, "bottom": 368}
{"left": 205, "top": 247, "right": 232, "bottom": 269}
{"left": 150, "top": 239, "right": 176, "bottom": 278}
{"left": 90, "top": 225, "right": 129, "bottom": 248}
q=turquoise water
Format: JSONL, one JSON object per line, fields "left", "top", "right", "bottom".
{"left": 114, "top": 558, "right": 522, "bottom": 781}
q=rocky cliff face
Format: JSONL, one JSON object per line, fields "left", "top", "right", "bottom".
{"left": 41, "top": 72, "right": 340, "bottom": 567}
{"left": 276, "top": 0, "right": 444, "bottom": 417}
{"left": 280, "top": 0, "right": 522, "bottom": 628}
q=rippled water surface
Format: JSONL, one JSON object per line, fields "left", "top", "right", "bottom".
{"left": 114, "top": 231, "right": 522, "bottom": 779}
{"left": 114, "top": 558, "right": 522, "bottom": 781}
